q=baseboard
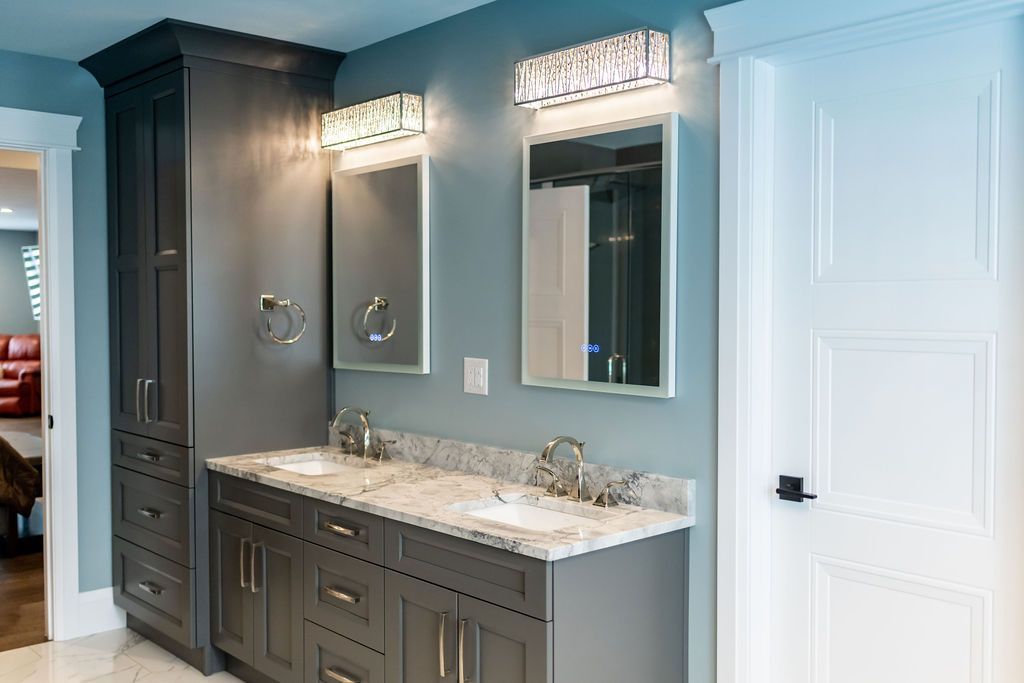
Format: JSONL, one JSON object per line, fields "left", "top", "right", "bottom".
{"left": 53, "top": 587, "right": 126, "bottom": 641}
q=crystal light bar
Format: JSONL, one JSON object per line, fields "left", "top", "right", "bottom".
{"left": 321, "top": 92, "right": 424, "bottom": 150}
{"left": 515, "top": 29, "right": 670, "bottom": 109}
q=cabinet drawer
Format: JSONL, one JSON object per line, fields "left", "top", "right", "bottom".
{"left": 305, "top": 621, "right": 384, "bottom": 683}
{"left": 113, "top": 537, "right": 195, "bottom": 648}
{"left": 113, "top": 466, "right": 195, "bottom": 566}
{"left": 210, "top": 472, "right": 302, "bottom": 536}
{"left": 112, "top": 430, "right": 193, "bottom": 487}
{"left": 385, "top": 521, "right": 552, "bottom": 621}
{"left": 304, "top": 544, "right": 385, "bottom": 653}
{"left": 304, "top": 499, "right": 383, "bottom": 564}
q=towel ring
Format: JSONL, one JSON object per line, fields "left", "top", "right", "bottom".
{"left": 362, "top": 296, "right": 397, "bottom": 343}
{"left": 260, "top": 294, "right": 306, "bottom": 345}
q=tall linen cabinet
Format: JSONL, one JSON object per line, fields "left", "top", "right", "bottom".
{"left": 81, "top": 20, "right": 342, "bottom": 672}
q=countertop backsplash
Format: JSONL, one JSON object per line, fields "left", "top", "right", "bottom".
{"left": 329, "top": 425, "right": 695, "bottom": 517}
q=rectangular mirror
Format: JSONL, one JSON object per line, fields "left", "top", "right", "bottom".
{"left": 522, "top": 114, "right": 677, "bottom": 397}
{"left": 332, "top": 155, "right": 429, "bottom": 373}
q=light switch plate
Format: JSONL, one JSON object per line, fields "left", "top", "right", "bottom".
{"left": 463, "top": 357, "right": 488, "bottom": 396}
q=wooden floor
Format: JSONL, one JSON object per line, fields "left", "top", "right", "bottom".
{"left": 0, "top": 552, "right": 45, "bottom": 651}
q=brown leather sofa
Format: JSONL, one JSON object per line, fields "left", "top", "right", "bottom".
{"left": 0, "top": 335, "right": 41, "bottom": 417}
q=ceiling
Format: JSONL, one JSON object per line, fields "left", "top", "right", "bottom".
{"left": 0, "top": 0, "right": 494, "bottom": 62}
{"left": 0, "top": 154, "right": 40, "bottom": 231}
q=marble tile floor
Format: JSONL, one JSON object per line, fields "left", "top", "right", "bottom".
{"left": 0, "top": 629, "right": 241, "bottom": 682}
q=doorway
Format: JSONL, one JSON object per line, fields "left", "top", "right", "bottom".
{"left": 712, "top": 3, "right": 1024, "bottom": 682}
{"left": 0, "top": 148, "right": 46, "bottom": 650}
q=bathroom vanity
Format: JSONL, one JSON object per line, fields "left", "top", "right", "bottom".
{"left": 205, "top": 447, "right": 694, "bottom": 683}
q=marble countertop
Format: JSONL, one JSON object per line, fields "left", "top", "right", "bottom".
{"left": 206, "top": 447, "right": 695, "bottom": 561}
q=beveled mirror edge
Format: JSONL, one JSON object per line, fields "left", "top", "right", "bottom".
{"left": 520, "top": 112, "right": 679, "bottom": 398}
{"left": 332, "top": 153, "right": 431, "bottom": 375}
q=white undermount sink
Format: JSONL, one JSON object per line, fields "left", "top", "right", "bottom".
{"left": 257, "top": 451, "right": 358, "bottom": 476}
{"left": 453, "top": 496, "right": 604, "bottom": 532}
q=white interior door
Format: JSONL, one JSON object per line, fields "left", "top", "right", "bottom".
{"left": 527, "top": 185, "right": 589, "bottom": 380}
{"left": 770, "top": 17, "right": 1023, "bottom": 683}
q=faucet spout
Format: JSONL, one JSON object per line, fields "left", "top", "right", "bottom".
{"left": 538, "top": 436, "right": 591, "bottom": 503}
{"left": 331, "top": 407, "right": 373, "bottom": 462}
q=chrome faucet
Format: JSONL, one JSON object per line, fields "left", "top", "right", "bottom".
{"left": 538, "top": 435, "right": 592, "bottom": 502}
{"left": 331, "top": 407, "right": 373, "bottom": 462}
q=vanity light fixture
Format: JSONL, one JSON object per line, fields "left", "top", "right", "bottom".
{"left": 0, "top": 208, "right": 12, "bottom": 214}
{"left": 514, "top": 28, "right": 670, "bottom": 109}
{"left": 321, "top": 92, "right": 424, "bottom": 150}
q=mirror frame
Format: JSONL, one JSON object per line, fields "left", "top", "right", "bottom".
{"left": 332, "top": 154, "right": 431, "bottom": 374}
{"left": 520, "top": 113, "right": 678, "bottom": 398}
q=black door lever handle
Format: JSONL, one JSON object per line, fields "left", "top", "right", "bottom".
{"left": 777, "top": 475, "right": 817, "bottom": 503}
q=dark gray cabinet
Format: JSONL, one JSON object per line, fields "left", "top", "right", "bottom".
{"left": 106, "top": 69, "right": 191, "bottom": 446}
{"left": 384, "top": 571, "right": 550, "bottom": 683}
{"left": 84, "top": 20, "right": 342, "bottom": 674}
{"left": 385, "top": 570, "right": 458, "bottom": 683}
{"left": 211, "top": 511, "right": 304, "bottom": 683}
{"left": 252, "top": 524, "right": 305, "bottom": 683}
{"left": 211, "top": 475, "right": 688, "bottom": 683}
{"left": 211, "top": 511, "right": 253, "bottom": 663}
{"left": 457, "top": 595, "right": 551, "bottom": 683}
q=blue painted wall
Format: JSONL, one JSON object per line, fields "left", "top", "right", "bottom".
{"left": 0, "top": 49, "right": 110, "bottom": 591}
{"left": 332, "top": 1, "right": 722, "bottom": 680}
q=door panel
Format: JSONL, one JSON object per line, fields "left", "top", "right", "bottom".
{"left": 210, "top": 511, "right": 253, "bottom": 663}
{"left": 252, "top": 524, "right": 304, "bottom": 683}
{"left": 457, "top": 595, "right": 551, "bottom": 683}
{"left": 142, "top": 71, "right": 192, "bottom": 446}
{"left": 106, "top": 90, "right": 147, "bottom": 434}
{"left": 385, "top": 570, "right": 457, "bottom": 683}
{"left": 770, "top": 18, "right": 1023, "bottom": 683}
{"left": 527, "top": 186, "right": 589, "bottom": 380}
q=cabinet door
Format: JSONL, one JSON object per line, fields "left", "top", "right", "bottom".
{"left": 106, "top": 85, "right": 148, "bottom": 434}
{"left": 457, "top": 596, "right": 552, "bottom": 683}
{"left": 252, "top": 524, "right": 304, "bottom": 683}
{"left": 139, "top": 70, "right": 192, "bottom": 446}
{"left": 385, "top": 570, "right": 458, "bottom": 683}
{"left": 210, "top": 510, "right": 253, "bottom": 663}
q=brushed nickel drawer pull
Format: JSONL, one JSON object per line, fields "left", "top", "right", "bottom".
{"left": 324, "top": 521, "right": 360, "bottom": 538}
{"left": 323, "top": 666, "right": 360, "bottom": 683}
{"left": 251, "top": 541, "right": 263, "bottom": 594}
{"left": 143, "top": 379, "right": 155, "bottom": 424}
{"left": 135, "top": 379, "right": 144, "bottom": 422}
{"left": 439, "top": 611, "right": 451, "bottom": 677}
{"left": 136, "top": 507, "right": 163, "bottom": 520}
{"left": 323, "top": 585, "right": 361, "bottom": 605}
{"left": 458, "top": 618, "right": 468, "bottom": 683}
{"left": 240, "top": 538, "right": 250, "bottom": 589}
{"left": 135, "top": 452, "right": 161, "bottom": 463}
{"left": 138, "top": 581, "right": 163, "bottom": 596}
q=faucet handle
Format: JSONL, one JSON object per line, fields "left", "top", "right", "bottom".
{"left": 375, "top": 439, "right": 396, "bottom": 462}
{"left": 594, "top": 480, "right": 628, "bottom": 508}
{"left": 534, "top": 464, "right": 569, "bottom": 498}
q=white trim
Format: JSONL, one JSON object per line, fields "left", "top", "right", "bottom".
{"left": 706, "top": 1, "right": 1024, "bottom": 681}
{"left": 332, "top": 154, "right": 431, "bottom": 375}
{"left": 706, "top": 0, "right": 1024, "bottom": 65}
{"left": 520, "top": 113, "right": 678, "bottom": 398}
{"left": 0, "top": 105, "right": 126, "bottom": 641}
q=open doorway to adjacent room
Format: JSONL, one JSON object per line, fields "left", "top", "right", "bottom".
{"left": 0, "top": 148, "right": 45, "bottom": 651}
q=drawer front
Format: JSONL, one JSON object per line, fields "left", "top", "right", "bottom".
{"left": 305, "top": 621, "right": 384, "bottom": 683}
{"left": 210, "top": 472, "right": 302, "bottom": 536}
{"left": 113, "top": 537, "right": 195, "bottom": 647}
{"left": 112, "top": 430, "right": 193, "bottom": 487}
{"left": 304, "top": 543, "right": 385, "bottom": 653}
{"left": 113, "top": 466, "right": 195, "bottom": 566}
{"left": 304, "top": 499, "right": 383, "bottom": 564}
{"left": 384, "top": 521, "right": 552, "bottom": 621}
